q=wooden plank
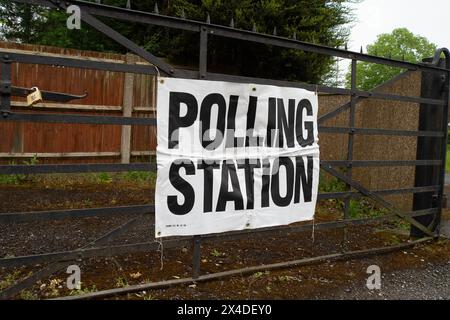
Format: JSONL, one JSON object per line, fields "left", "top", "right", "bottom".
{"left": 130, "top": 151, "right": 155, "bottom": 156}
{"left": 0, "top": 152, "right": 120, "bottom": 158}
{"left": 0, "top": 47, "right": 125, "bottom": 64}
{"left": 134, "top": 107, "right": 155, "bottom": 112}
{"left": 121, "top": 54, "right": 136, "bottom": 164}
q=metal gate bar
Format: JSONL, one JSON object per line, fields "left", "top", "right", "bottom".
{"left": 0, "top": 186, "right": 439, "bottom": 224}
{"left": 1, "top": 50, "right": 445, "bottom": 105}
{"left": 342, "top": 59, "right": 358, "bottom": 250}
{"left": 0, "top": 214, "right": 147, "bottom": 299}
{"left": 322, "top": 165, "right": 435, "bottom": 237}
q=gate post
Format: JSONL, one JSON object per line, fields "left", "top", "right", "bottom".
{"left": 412, "top": 56, "right": 449, "bottom": 237}
{"left": 0, "top": 54, "right": 12, "bottom": 116}
{"left": 121, "top": 53, "right": 136, "bottom": 164}
{"left": 342, "top": 59, "right": 357, "bottom": 251}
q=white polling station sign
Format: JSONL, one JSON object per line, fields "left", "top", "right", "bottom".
{"left": 155, "top": 78, "right": 320, "bottom": 237}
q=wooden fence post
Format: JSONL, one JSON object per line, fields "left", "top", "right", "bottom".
{"left": 121, "top": 53, "right": 136, "bottom": 164}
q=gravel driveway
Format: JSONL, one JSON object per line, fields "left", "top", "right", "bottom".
{"left": 333, "top": 261, "right": 450, "bottom": 300}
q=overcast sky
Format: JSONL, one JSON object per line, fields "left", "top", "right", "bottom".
{"left": 336, "top": 0, "right": 450, "bottom": 82}
{"left": 347, "top": 0, "right": 450, "bottom": 51}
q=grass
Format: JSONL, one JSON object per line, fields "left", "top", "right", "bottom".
{"left": 69, "top": 285, "right": 98, "bottom": 296}
{"left": 0, "top": 153, "right": 157, "bottom": 188}
{"left": 319, "top": 172, "right": 387, "bottom": 219}
{"left": 210, "top": 248, "right": 223, "bottom": 257}
{"left": 0, "top": 270, "right": 22, "bottom": 290}
{"left": 115, "top": 277, "right": 128, "bottom": 288}
{"left": 346, "top": 199, "right": 388, "bottom": 219}
{"left": 0, "top": 155, "right": 39, "bottom": 185}
{"left": 447, "top": 147, "right": 450, "bottom": 173}
{"left": 318, "top": 171, "right": 346, "bottom": 193}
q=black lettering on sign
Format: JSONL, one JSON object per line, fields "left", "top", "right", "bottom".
{"left": 245, "top": 96, "right": 261, "bottom": 147}
{"left": 237, "top": 159, "right": 261, "bottom": 210}
{"left": 167, "top": 160, "right": 195, "bottom": 215}
{"left": 261, "top": 158, "right": 271, "bottom": 208}
{"left": 296, "top": 99, "right": 315, "bottom": 147}
{"left": 168, "top": 92, "right": 198, "bottom": 149}
{"left": 163, "top": 88, "right": 318, "bottom": 217}
{"left": 294, "top": 156, "right": 313, "bottom": 203}
{"left": 266, "top": 98, "right": 277, "bottom": 147}
{"left": 277, "top": 98, "right": 296, "bottom": 148}
{"left": 200, "top": 93, "right": 226, "bottom": 150}
{"left": 197, "top": 160, "right": 220, "bottom": 213}
{"left": 225, "top": 95, "right": 245, "bottom": 148}
{"left": 216, "top": 160, "right": 244, "bottom": 212}
{"left": 271, "top": 157, "right": 294, "bottom": 207}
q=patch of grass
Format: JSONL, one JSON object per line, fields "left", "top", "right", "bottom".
{"left": 392, "top": 219, "right": 410, "bottom": 231}
{"left": 97, "top": 172, "right": 113, "bottom": 184}
{"left": 0, "top": 155, "right": 39, "bottom": 185}
{"left": 69, "top": 284, "right": 97, "bottom": 296}
{"left": 0, "top": 172, "right": 25, "bottom": 185}
{"left": 277, "top": 275, "right": 302, "bottom": 282}
{"left": 210, "top": 248, "right": 222, "bottom": 257}
{"left": 121, "top": 171, "right": 157, "bottom": 183}
{"left": 0, "top": 270, "right": 22, "bottom": 290}
{"left": 318, "top": 172, "right": 346, "bottom": 193}
{"left": 346, "top": 199, "right": 388, "bottom": 219}
{"left": 20, "top": 290, "right": 38, "bottom": 300}
{"left": 17, "top": 169, "right": 158, "bottom": 189}
{"left": 446, "top": 146, "right": 450, "bottom": 173}
{"left": 115, "top": 277, "right": 128, "bottom": 288}
{"left": 318, "top": 171, "right": 389, "bottom": 221}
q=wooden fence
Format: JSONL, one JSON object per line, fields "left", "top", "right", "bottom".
{"left": 0, "top": 41, "right": 156, "bottom": 164}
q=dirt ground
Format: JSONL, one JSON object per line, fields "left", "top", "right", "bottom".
{"left": 0, "top": 177, "right": 449, "bottom": 300}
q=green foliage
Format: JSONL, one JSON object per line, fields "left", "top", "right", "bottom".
{"left": 210, "top": 248, "right": 222, "bottom": 257}
{"left": 0, "top": 2, "right": 46, "bottom": 43}
{"left": 0, "top": 0, "right": 357, "bottom": 84}
{"left": 0, "top": 270, "right": 22, "bottom": 290}
{"left": 0, "top": 0, "right": 123, "bottom": 52}
{"left": 446, "top": 148, "right": 450, "bottom": 173}
{"left": 69, "top": 284, "right": 98, "bottom": 296}
{"left": 122, "top": 171, "right": 157, "bottom": 183}
{"left": 19, "top": 290, "right": 38, "bottom": 300}
{"left": 115, "top": 277, "right": 128, "bottom": 288}
{"left": 24, "top": 154, "right": 39, "bottom": 166}
{"left": 319, "top": 172, "right": 387, "bottom": 219}
{"left": 0, "top": 166, "right": 26, "bottom": 185}
{"left": 0, "top": 155, "right": 39, "bottom": 185}
{"left": 152, "top": 0, "right": 355, "bottom": 83}
{"left": 346, "top": 28, "right": 437, "bottom": 90}
{"left": 318, "top": 172, "right": 347, "bottom": 193}
{"left": 97, "top": 172, "right": 113, "bottom": 184}
{"left": 346, "top": 199, "right": 387, "bottom": 219}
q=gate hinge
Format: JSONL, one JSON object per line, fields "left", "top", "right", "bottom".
{"left": 0, "top": 80, "right": 11, "bottom": 95}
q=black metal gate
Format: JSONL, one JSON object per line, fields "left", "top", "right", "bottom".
{"left": 0, "top": 0, "right": 449, "bottom": 299}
